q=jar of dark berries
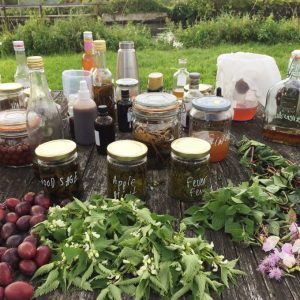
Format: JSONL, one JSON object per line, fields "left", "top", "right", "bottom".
{"left": 0, "top": 83, "right": 25, "bottom": 110}
{"left": 0, "top": 109, "right": 33, "bottom": 167}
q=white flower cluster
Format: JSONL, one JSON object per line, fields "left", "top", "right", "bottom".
{"left": 156, "top": 31, "right": 183, "bottom": 49}
{"left": 47, "top": 219, "right": 66, "bottom": 231}
{"left": 136, "top": 255, "right": 157, "bottom": 276}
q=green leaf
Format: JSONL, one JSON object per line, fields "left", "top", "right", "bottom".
{"left": 182, "top": 255, "right": 200, "bottom": 284}
{"left": 108, "top": 284, "right": 122, "bottom": 300}
{"left": 268, "top": 220, "right": 280, "bottom": 236}
{"left": 135, "top": 279, "right": 148, "bottom": 300}
{"left": 63, "top": 247, "right": 82, "bottom": 264}
{"left": 73, "top": 197, "right": 88, "bottom": 212}
{"left": 171, "top": 282, "right": 192, "bottom": 300}
{"left": 194, "top": 273, "right": 206, "bottom": 299}
{"left": 32, "top": 262, "right": 55, "bottom": 279}
{"left": 96, "top": 288, "right": 109, "bottom": 300}
{"left": 33, "top": 280, "right": 59, "bottom": 298}
{"left": 81, "top": 263, "right": 94, "bottom": 285}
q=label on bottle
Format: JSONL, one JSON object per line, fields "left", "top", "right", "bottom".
{"left": 177, "top": 73, "right": 187, "bottom": 86}
{"left": 94, "top": 130, "right": 100, "bottom": 146}
{"left": 84, "top": 40, "right": 93, "bottom": 52}
{"left": 127, "top": 111, "right": 132, "bottom": 122}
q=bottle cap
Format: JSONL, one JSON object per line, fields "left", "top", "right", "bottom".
{"left": 189, "top": 72, "right": 200, "bottom": 86}
{"left": 78, "top": 80, "right": 90, "bottom": 101}
{"left": 94, "top": 40, "right": 106, "bottom": 51}
{"left": 27, "top": 56, "right": 44, "bottom": 69}
{"left": 83, "top": 31, "right": 93, "bottom": 39}
{"left": 98, "top": 105, "right": 108, "bottom": 114}
{"left": 13, "top": 41, "right": 25, "bottom": 51}
{"left": 147, "top": 72, "right": 163, "bottom": 91}
{"left": 119, "top": 41, "right": 134, "bottom": 49}
{"left": 171, "top": 137, "right": 211, "bottom": 160}
{"left": 121, "top": 89, "right": 130, "bottom": 99}
{"left": 116, "top": 78, "right": 139, "bottom": 87}
{"left": 192, "top": 96, "right": 231, "bottom": 112}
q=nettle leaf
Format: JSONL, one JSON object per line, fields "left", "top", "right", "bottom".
{"left": 118, "top": 247, "right": 143, "bottom": 266}
{"left": 94, "top": 238, "right": 114, "bottom": 251}
{"left": 149, "top": 275, "right": 168, "bottom": 295}
{"left": 135, "top": 279, "right": 149, "bottom": 300}
{"left": 194, "top": 273, "right": 206, "bottom": 299}
{"left": 81, "top": 263, "right": 94, "bottom": 284}
{"left": 33, "top": 279, "right": 59, "bottom": 298}
{"left": 108, "top": 284, "right": 122, "bottom": 300}
{"left": 96, "top": 288, "right": 109, "bottom": 300}
{"left": 63, "top": 247, "right": 82, "bottom": 264}
{"left": 182, "top": 254, "right": 200, "bottom": 284}
{"left": 171, "top": 282, "right": 192, "bottom": 300}
{"left": 32, "top": 262, "right": 55, "bottom": 279}
{"left": 268, "top": 220, "right": 280, "bottom": 236}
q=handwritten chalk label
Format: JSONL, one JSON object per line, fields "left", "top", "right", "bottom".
{"left": 112, "top": 175, "right": 137, "bottom": 199}
{"left": 186, "top": 176, "right": 207, "bottom": 198}
{"left": 40, "top": 171, "right": 78, "bottom": 190}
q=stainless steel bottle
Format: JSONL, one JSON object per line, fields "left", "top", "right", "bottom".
{"left": 116, "top": 41, "right": 139, "bottom": 81}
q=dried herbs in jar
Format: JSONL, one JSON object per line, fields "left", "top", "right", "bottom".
{"left": 169, "top": 137, "right": 211, "bottom": 202}
{"left": 107, "top": 140, "right": 148, "bottom": 200}
{"left": 35, "top": 139, "right": 83, "bottom": 200}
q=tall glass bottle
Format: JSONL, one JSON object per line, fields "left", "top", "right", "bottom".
{"left": 13, "top": 41, "right": 30, "bottom": 88}
{"left": 263, "top": 54, "right": 300, "bottom": 145}
{"left": 181, "top": 72, "right": 203, "bottom": 131}
{"left": 82, "top": 31, "right": 95, "bottom": 71}
{"left": 26, "top": 56, "right": 64, "bottom": 172}
{"left": 172, "top": 58, "right": 189, "bottom": 100}
{"left": 92, "top": 40, "right": 115, "bottom": 119}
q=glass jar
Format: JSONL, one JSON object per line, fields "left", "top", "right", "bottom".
{"left": 132, "top": 93, "right": 180, "bottom": 158}
{"left": 35, "top": 139, "right": 83, "bottom": 200}
{"left": 107, "top": 140, "right": 148, "bottom": 200}
{"left": 0, "top": 109, "right": 32, "bottom": 167}
{"left": 115, "top": 78, "right": 139, "bottom": 102}
{"left": 169, "top": 137, "right": 211, "bottom": 202}
{"left": 189, "top": 96, "right": 232, "bottom": 162}
{"left": 0, "top": 83, "right": 25, "bottom": 110}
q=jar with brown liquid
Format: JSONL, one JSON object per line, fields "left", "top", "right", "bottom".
{"left": 92, "top": 40, "right": 115, "bottom": 120}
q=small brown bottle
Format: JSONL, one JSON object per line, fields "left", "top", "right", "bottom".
{"left": 94, "top": 105, "right": 115, "bottom": 155}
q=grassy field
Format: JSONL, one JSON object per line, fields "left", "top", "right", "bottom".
{"left": 0, "top": 42, "right": 297, "bottom": 91}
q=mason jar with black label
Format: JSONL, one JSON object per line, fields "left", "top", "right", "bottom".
{"left": 35, "top": 139, "right": 83, "bottom": 200}
{"left": 169, "top": 137, "right": 211, "bottom": 202}
{"left": 107, "top": 140, "right": 148, "bottom": 200}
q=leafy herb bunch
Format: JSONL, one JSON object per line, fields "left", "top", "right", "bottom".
{"left": 32, "top": 195, "right": 242, "bottom": 299}
{"left": 183, "top": 138, "right": 300, "bottom": 245}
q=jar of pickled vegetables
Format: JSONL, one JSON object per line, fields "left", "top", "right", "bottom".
{"left": 0, "top": 83, "right": 25, "bottom": 110}
{"left": 169, "top": 137, "right": 211, "bottom": 202}
{"left": 0, "top": 109, "right": 32, "bottom": 167}
{"left": 35, "top": 139, "right": 83, "bottom": 200}
{"left": 132, "top": 93, "right": 180, "bottom": 159}
{"left": 107, "top": 140, "right": 148, "bottom": 200}
{"left": 189, "top": 97, "right": 232, "bottom": 162}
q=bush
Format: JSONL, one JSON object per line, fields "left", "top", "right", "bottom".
{"left": 0, "top": 17, "right": 154, "bottom": 55}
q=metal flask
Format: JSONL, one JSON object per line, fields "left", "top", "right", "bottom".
{"left": 116, "top": 41, "right": 139, "bottom": 81}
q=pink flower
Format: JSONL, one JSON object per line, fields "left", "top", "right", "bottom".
{"left": 282, "top": 243, "right": 293, "bottom": 254}
{"left": 263, "top": 236, "right": 280, "bottom": 252}
{"left": 289, "top": 223, "right": 298, "bottom": 234}
{"left": 292, "top": 239, "right": 300, "bottom": 254}
{"left": 279, "top": 252, "right": 296, "bottom": 268}
{"left": 257, "top": 263, "right": 268, "bottom": 274}
{"left": 268, "top": 267, "right": 283, "bottom": 280}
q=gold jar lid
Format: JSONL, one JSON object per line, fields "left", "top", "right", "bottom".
{"left": 35, "top": 139, "right": 77, "bottom": 162}
{"left": 27, "top": 56, "right": 44, "bottom": 69}
{"left": 94, "top": 40, "right": 106, "bottom": 51}
{"left": 148, "top": 72, "right": 163, "bottom": 91}
{"left": 184, "top": 83, "right": 213, "bottom": 93}
{"left": 0, "top": 83, "right": 23, "bottom": 94}
{"left": 171, "top": 137, "right": 211, "bottom": 159}
{"left": 107, "top": 140, "right": 148, "bottom": 161}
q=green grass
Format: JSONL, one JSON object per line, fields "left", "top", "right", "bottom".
{"left": 0, "top": 42, "right": 296, "bottom": 91}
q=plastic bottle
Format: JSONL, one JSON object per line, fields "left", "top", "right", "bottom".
{"left": 94, "top": 105, "right": 115, "bottom": 155}
{"left": 73, "top": 80, "right": 97, "bottom": 145}
{"left": 82, "top": 31, "right": 95, "bottom": 71}
{"left": 13, "top": 41, "right": 30, "bottom": 88}
{"left": 117, "top": 89, "right": 132, "bottom": 132}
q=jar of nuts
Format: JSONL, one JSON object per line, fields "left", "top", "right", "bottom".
{"left": 0, "top": 109, "right": 33, "bottom": 167}
{"left": 0, "top": 83, "right": 25, "bottom": 110}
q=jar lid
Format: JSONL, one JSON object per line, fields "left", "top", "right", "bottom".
{"left": 184, "top": 83, "right": 212, "bottom": 93}
{"left": 107, "top": 140, "right": 148, "bottom": 161}
{"left": 119, "top": 41, "right": 134, "bottom": 49}
{"left": 94, "top": 40, "right": 106, "bottom": 51}
{"left": 0, "top": 83, "right": 23, "bottom": 94}
{"left": 27, "top": 56, "right": 44, "bottom": 69}
{"left": 0, "top": 109, "right": 27, "bottom": 133}
{"left": 135, "top": 92, "right": 178, "bottom": 113}
{"left": 147, "top": 72, "right": 163, "bottom": 91}
{"left": 192, "top": 96, "right": 231, "bottom": 112}
{"left": 171, "top": 137, "right": 211, "bottom": 159}
{"left": 116, "top": 78, "right": 139, "bottom": 87}
{"left": 83, "top": 31, "right": 93, "bottom": 39}
{"left": 35, "top": 139, "right": 77, "bottom": 162}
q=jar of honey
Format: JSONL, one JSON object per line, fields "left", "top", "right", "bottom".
{"left": 169, "top": 137, "right": 211, "bottom": 202}
{"left": 189, "top": 97, "right": 232, "bottom": 162}
{"left": 35, "top": 139, "right": 83, "bottom": 200}
{"left": 107, "top": 140, "right": 148, "bottom": 200}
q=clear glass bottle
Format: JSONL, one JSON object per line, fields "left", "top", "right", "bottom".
{"left": 172, "top": 58, "right": 189, "bottom": 100}
{"left": 26, "top": 56, "right": 64, "bottom": 173}
{"left": 263, "top": 54, "right": 300, "bottom": 145}
{"left": 181, "top": 72, "right": 203, "bottom": 131}
{"left": 169, "top": 137, "right": 210, "bottom": 202}
{"left": 287, "top": 50, "right": 300, "bottom": 77}
{"left": 82, "top": 31, "right": 95, "bottom": 71}
{"left": 13, "top": 41, "right": 30, "bottom": 88}
{"left": 107, "top": 140, "right": 148, "bottom": 200}
{"left": 92, "top": 40, "right": 115, "bottom": 120}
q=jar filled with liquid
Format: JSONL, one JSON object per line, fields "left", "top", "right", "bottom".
{"left": 0, "top": 83, "right": 25, "bottom": 110}
{"left": 107, "top": 140, "right": 148, "bottom": 200}
{"left": 189, "top": 97, "right": 232, "bottom": 162}
{"left": 169, "top": 137, "right": 210, "bottom": 202}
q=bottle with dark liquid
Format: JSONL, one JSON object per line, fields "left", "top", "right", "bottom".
{"left": 94, "top": 105, "right": 115, "bottom": 155}
{"left": 263, "top": 53, "right": 300, "bottom": 145}
{"left": 82, "top": 31, "right": 95, "bottom": 71}
{"left": 147, "top": 72, "right": 163, "bottom": 92}
{"left": 117, "top": 89, "right": 132, "bottom": 132}
{"left": 92, "top": 40, "right": 115, "bottom": 120}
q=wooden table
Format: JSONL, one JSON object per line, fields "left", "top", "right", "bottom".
{"left": 1, "top": 92, "right": 300, "bottom": 300}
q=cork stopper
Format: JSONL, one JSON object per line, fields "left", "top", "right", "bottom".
{"left": 147, "top": 72, "right": 163, "bottom": 91}
{"left": 27, "top": 56, "right": 44, "bottom": 69}
{"left": 94, "top": 40, "right": 106, "bottom": 51}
